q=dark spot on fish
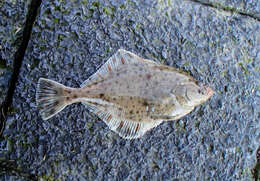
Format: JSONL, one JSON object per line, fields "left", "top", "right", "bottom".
{"left": 66, "top": 97, "right": 70, "bottom": 101}
{"left": 92, "top": 81, "right": 100, "bottom": 86}
{"left": 40, "top": 99, "right": 48, "bottom": 105}
{"left": 113, "top": 97, "right": 116, "bottom": 101}
{"left": 107, "top": 114, "right": 112, "bottom": 121}
{"left": 66, "top": 90, "right": 71, "bottom": 94}
{"left": 73, "top": 95, "right": 78, "bottom": 99}
{"left": 157, "top": 65, "right": 171, "bottom": 71}
{"left": 135, "top": 123, "right": 140, "bottom": 133}
{"left": 118, "top": 107, "right": 123, "bottom": 111}
{"left": 115, "top": 80, "right": 119, "bottom": 84}
{"left": 126, "top": 85, "right": 130, "bottom": 89}
{"left": 136, "top": 110, "right": 139, "bottom": 114}
{"left": 99, "top": 93, "right": 104, "bottom": 98}
{"left": 145, "top": 82, "right": 149, "bottom": 87}
{"left": 176, "top": 95, "right": 186, "bottom": 104}
{"left": 139, "top": 67, "right": 143, "bottom": 71}
{"left": 117, "top": 121, "right": 124, "bottom": 131}
{"left": 38, "top": 94, "right": 44, "bottom": 99}
{"left": 90, "top": 102, "right": 99, "bottom": 107}
{"left": 48, "top": 108, "right": 56, "bottom": 116}
{"left": 121, "top": 57, "right": 125, "bottom": 64}
{"left": 142, "top": 101, "right": 149, "bottom": 106}
{"left": 107, "top": 64, "right": 112, "bottom": 71}
{"left": 129, "top": 110, "right": 133, "bottom": 114}
{"left": 188, "top": 78, "right": 195, "bottom": 83}
{"left": 146, "top": 74, "right": 151, "bottom": 80}
{"left": 129, "top": 97, "right": 133, "bottom": 100}
{"left": 116, "top": 72, "right": 120, "bottom": 76}
{"left": 53, "top": 100, "right": 59, "bottom": 107}
{"left": 127, "top": 127, "right": 131, "bottom": 135}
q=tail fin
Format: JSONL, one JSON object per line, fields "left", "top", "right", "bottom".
{"left": 36, "top": 78, "right": 68, "bottom": 120}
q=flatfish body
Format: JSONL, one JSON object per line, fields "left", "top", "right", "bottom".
{"left": 36, "top": 49, "right": 214, "bottom": 139}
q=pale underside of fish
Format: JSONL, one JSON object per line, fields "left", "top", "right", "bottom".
{"left": 36, "top": 49, "right": 214, "bottom": 139}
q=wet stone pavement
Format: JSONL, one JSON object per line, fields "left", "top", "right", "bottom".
{"left": 0, "top": 0, "right": 259, "bottom": 180}
{"left": 0, "top": 0, "right": 30, "bottom": 106}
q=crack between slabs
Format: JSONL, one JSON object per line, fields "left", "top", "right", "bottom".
{"left": 186, "top": 0, "right": 260, "bottom": 21}
{"left": 0, "top": 0, "right": 42, "bottom": 180}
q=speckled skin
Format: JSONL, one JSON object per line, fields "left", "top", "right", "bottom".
{"left": 36, "top": 50, "right": 213, "bottom": 138}
{"left": 67, "top": 55, "right": 213, "bottom": 123}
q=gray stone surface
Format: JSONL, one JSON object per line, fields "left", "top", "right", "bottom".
{"left": 0, "top": 0, "right": 30, "bottom": 105}
{"left": 1, "top": 0, "right": 259, "bottom": 180}
{"left": 207, "top": 0, "right": 260, "bottom": 15}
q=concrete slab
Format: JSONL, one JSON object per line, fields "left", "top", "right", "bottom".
{"left": 0, "top": 0, "right": 30, "bottom": 105}
{"left": 1, "top": 0, "right": 259, "bottom": 180}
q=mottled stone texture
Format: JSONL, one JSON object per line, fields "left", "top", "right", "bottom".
{"left": 0, "top": 0, "right": 30, "bottom": 105}
{"left": 207, "top": 0, "right": 260, "bottom": 15}
{"left": 0, "top": 0, "right": 259, "bottom": 180}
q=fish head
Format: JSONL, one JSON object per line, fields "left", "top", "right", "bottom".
{"left": 184, "top": 82, "right": 214, "bottom": 106}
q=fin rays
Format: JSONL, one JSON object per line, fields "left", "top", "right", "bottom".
{"left": 37, "top": 49, "right": 166, "bottom": 139}
{"left": 82, "top": 101, "right": 162, "bottom": 139}
{"left": 80, "top": 49, "right": 139, "bottom": 88}
{"left": 36, "top": 78, "right": 68, "bottom": 120}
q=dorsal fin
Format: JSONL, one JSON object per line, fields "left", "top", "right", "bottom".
{"left": 81, "top": 101, "right": 162, "bottom": 139}
{"left": 80, "top": 49, "right": 140, "bottom": 88}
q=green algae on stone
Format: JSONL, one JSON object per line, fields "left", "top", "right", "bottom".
{"left": 40, "top": 174, "right": 55, "bottom": 181}
{"left": 103, "top": 7, "right": 111, "bottom": 15}
{"left": 119, "top": 4, "right": 126, "bottom": 9}
{"left": 238, "top": 62, "right": 249, "bottom": 75}
{"left": 92, "top": 2, "right": 100, "bottom": 8}
{"left": 103, "top": 6, "right": 116, "bottom": 17}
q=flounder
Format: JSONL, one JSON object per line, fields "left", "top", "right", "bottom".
{"left": 36, "top": 49, "right": 214, "bottom": 139}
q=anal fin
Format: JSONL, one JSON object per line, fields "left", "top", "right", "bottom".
{"left": 81, "top": 101, "right": 162, "bottom": 139}
{"left": 113, "top": 119, "right": 163, "bottom": 139}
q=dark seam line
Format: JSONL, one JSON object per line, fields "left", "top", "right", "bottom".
{"left": 0, "top": 0, "right": 42, "bottom": 135}
{"left": 252, "top": 145, "right": 260, "bottom": 180}
{"left": 0, "top": 160, "right": 38, "bottom": 181}
{"left": 186, "top": 0, "right": 260, "bottom": 22}
{"left": 0, "top": 0, "right": 42, "bottom": 180}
